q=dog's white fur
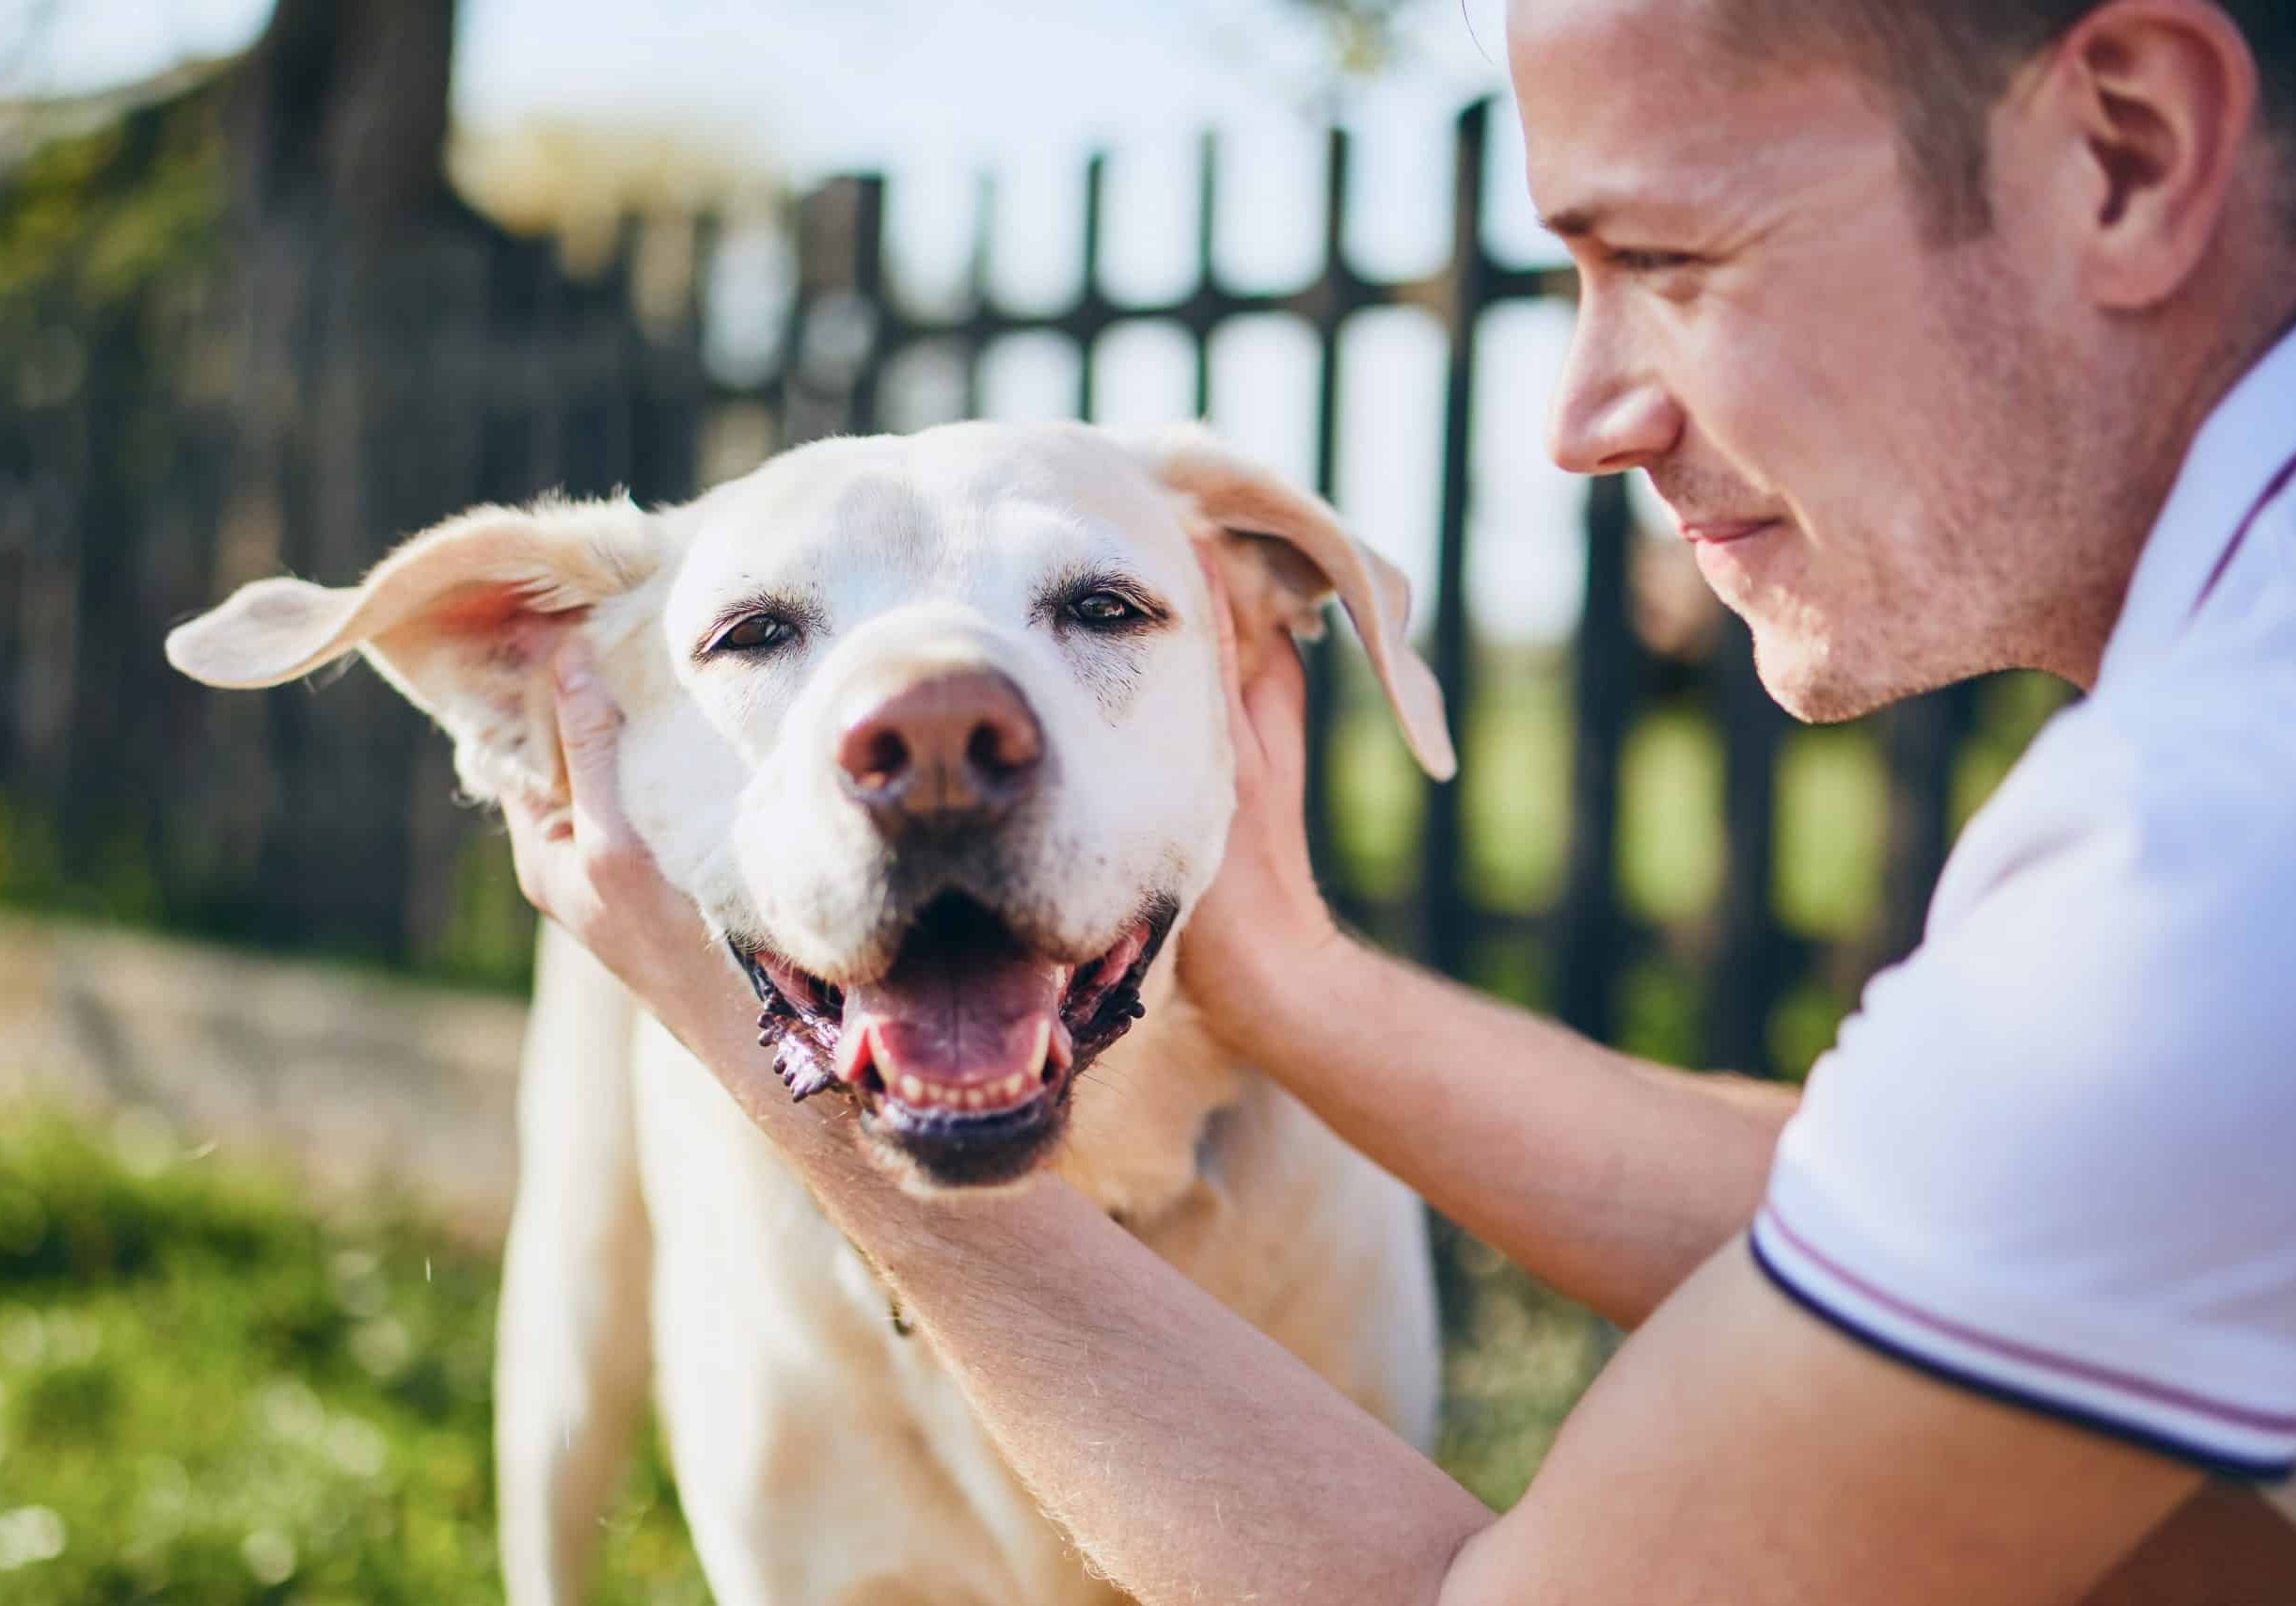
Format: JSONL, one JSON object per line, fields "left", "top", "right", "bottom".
{"left": 170, "top": 421, "right": 1454, "bottom": 1605}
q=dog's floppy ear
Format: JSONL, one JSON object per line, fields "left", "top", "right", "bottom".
{"left": 1127, "top": 423, "right": 1457, "bottom": 782}
{"left": 166, "top": 494, "right": 664, "bottom": 805}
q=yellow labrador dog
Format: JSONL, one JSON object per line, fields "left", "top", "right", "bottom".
{"left": 169, "top": 421, "right": 1455, "bottom": 1605}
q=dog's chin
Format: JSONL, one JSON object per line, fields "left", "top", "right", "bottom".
{"left": 730, "top": 890, "right": 1177, "bottom": 1193}
{"left": 867, "top": 1093, "right": 1066, "bottom": 1192}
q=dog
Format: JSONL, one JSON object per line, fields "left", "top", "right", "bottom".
{"left": 168, "top": 421, "right": 1457, "bottom": 1604}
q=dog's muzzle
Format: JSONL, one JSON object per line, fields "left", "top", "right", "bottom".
{"left": 733, "top": 893, "right": 1174, "bottom": 1189}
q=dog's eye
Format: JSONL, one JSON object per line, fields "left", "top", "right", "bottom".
{"left": 711, "top": 613, "right": 796, "bottom": 654}
{"left": 1067, "top": 591, "right": 1142, "bottom": 628}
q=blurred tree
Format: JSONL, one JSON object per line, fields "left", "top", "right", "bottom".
{"left": 227, "top": 0, "right": 467, "bottom": 237}
{"left": 0, "top": 0, "right": 473, "bottom": 311}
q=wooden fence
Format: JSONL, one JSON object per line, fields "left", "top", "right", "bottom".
{"left": 0, "top": 98, "right": 2003, "bottom": 1073}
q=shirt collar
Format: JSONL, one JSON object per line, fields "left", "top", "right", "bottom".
{"left": 2096, "top": 321, "right": 2296, "bottom": 688}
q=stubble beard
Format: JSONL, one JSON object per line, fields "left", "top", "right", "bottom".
{"left": 1745, "top": 243, "right": 2150, "bottom": 722}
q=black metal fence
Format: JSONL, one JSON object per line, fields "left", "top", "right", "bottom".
{"left": 0, "top": 97, "right": 2014, "bottom": 1073}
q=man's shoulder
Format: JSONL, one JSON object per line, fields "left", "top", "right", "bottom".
{"left": 1946, "top": 617, "right": 2296, "bottom": 932}
{"left": 1885, "top": 631, "right": 2296, "bottom": 1089}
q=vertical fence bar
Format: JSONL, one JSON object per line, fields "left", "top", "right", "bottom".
{"left": 49, "top": 325, "right": 94, "bottom": 841}
{"left": 1556, "top": 471, "right": 1639, "bottom": 1041}
{"left": 1873, "top": 682, "right": 1977, "bottom": 968}
{"left": 1301, "top": 124, "right": 1350, "bottom": 901}
{"left": 962, "top": 173, "right": 994, "bottom": 421}
{"left": 1191, "top": 132, "right": 1218, "bottom": 420}
{"left": 1703, "top": 613, "right": 1788, "bottom": 1073}
{"left": 784, "top": 176, "right": 885, "bottom": 443}
{"left": 1416, "top": 100, "right": 1489, "bottom": 980}
{"left": 847, "top": 176, "right": 886, "bottom": 436}
{"left": 1077, "top": 153, "right": 1106, "bottom": 421}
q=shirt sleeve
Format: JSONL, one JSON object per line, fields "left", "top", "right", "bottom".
{"left": 1751, "top": 701, "right": 2296, "bottom": 1480}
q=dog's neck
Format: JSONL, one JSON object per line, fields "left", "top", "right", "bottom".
{"left": 1052, "top": 946, "right": 1244, "bottom": 1227}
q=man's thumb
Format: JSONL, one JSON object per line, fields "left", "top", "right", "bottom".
{"left": 551, "top": 638, "right": 624, "bottom": 804}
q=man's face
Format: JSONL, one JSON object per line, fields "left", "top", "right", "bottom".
{"left": 1511, "top": 0, "right": 2116, "bottom": 719}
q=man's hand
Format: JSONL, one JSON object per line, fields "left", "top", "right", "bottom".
{"left": 1173, "top": 550, "right": 1796, "bottom": 1326}
{"left": 499, "top": 641, "right": 723, "bottom": 1035}
{"left": 1176, "top": 551, "right": 1351, "bottom": 1053}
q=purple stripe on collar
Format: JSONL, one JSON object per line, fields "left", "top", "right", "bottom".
{"left": 1750, "top": 1232, "right": 2296, "bottom": 1483}
{"left": 2191, "top": 446, "right": 2296, "bottom": 621}
{"left": 1758, "top": 1205, "right": 2296, "bottom": 1435}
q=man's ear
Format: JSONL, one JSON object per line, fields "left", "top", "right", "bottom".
{"left": 166, "top": 494, "right": 665, "bottom": 805}
{"left": 1126, "top": 423, "right": 1457, "bottom": 781}
{"left": 2044, "top": 0, "right": 2262, "bottom": 310}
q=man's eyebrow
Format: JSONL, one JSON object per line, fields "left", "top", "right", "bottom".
{"left": 1539, "top": 205, "right": 1607, "bottom": 239}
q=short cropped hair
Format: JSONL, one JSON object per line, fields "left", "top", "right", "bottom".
{"left": 1715, "top": 0, "right": 2296, "bottom": 240}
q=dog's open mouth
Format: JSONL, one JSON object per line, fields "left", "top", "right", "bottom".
{"left": 732, "top": 894, "right": 1175, "bottom": 1187}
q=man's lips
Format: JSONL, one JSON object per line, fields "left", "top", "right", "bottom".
{"left": 1677, "top": 516, "right": 1784, "bottom": 545}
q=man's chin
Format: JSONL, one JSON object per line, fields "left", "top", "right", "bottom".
{"left": 1749, "top": 628, "right": 1959, "bottom": 725}
{"left": 1748, "top": 629, "right": 1882, "bottom": 725}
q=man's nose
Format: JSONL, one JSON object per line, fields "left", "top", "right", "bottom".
{"left": 833, "top": 668, "right": 1045, "bottom": 830}
{"left": 1547, "top": 308, "right": 1683, "bottom": 476}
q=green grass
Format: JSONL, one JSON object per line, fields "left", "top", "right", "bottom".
{"left": 0, "top": 1108, "right": 1606, "bottom": 1600}
{"left": 1433, "top": 1226, "right": 1615, "bottom": 1511}
{"left": 0, "top": 1111, "right": 705, "bottom": 1604}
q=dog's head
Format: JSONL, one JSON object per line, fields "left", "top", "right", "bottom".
{"left": 168, "top": 421, "right": 1453, "bottom": 1189}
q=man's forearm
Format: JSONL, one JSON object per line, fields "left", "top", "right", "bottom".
{"left": 658, "top": 963, "right": 1495, "bottom": 1606}
{"left": 857, "top": 1168, "right": 1491, "bottom": 1605}
{"left": 1226, "top": 938, "right": 1798, "bottom": 1327}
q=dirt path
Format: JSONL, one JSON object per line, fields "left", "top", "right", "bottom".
{"left": 0, "top": 914, "right": 528, "bottom": 1241}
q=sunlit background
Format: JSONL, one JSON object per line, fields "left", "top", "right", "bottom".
{"left": 0, "top": 1, "right": 2070, "bottom": 1598}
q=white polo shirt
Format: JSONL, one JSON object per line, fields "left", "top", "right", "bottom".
{"left": 1751, "top": 322, "right": 2296, "bottom": 1519}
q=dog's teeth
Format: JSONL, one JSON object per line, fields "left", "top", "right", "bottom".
{"left": 964, "top": 1088, "right": 985, "bottom": 1109}
{"left": 898, "top": 1073, "right": 925, "bottom": 1102}
{"left": 835, "top": 1023, "right": 874, "bottom": 1088}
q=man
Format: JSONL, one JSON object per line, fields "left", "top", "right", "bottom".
{"left": 508, "top": 0, "right": 2296, "bottom": 1598}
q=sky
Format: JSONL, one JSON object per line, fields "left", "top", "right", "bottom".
{"left": 4, "top": 0, "right": 1644, "bottom": 642}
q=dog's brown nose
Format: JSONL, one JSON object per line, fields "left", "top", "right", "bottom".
{"left": 835, "top": 669, "right": 1044, "bottom": 826}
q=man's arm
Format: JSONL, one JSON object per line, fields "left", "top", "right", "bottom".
{"left": 1222, "top": 936, "right": 1795, "bottom": 1327}
{"left": 628, "top": 953, "right": 2198, "bottom": 1606}
{"left": 1441, "top": 1246, "right": 2203, "bottom": 1606}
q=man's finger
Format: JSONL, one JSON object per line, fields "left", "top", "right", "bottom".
{"left": 1243, "top": 627, "right": 1309, "bottom": 780}
{"left": 1195, "top": 545, "right": 1258, "bottom": 767}
{"left": 551, "top": 638, "right": 625, "bottom": 838}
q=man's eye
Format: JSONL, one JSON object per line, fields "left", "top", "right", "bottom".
{"left": 1608, "top": 248, "right": 1699, "bottom": 275}
{"left": 712, "top": 613, "right": 796, "bottom": 653}
{"left": 1067, "top": 591, "right": 1143, "bottom": 628}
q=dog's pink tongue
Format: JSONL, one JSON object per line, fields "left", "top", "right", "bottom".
{"left": 843, "top": 940, "right": 1066, "bottom": 1098}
